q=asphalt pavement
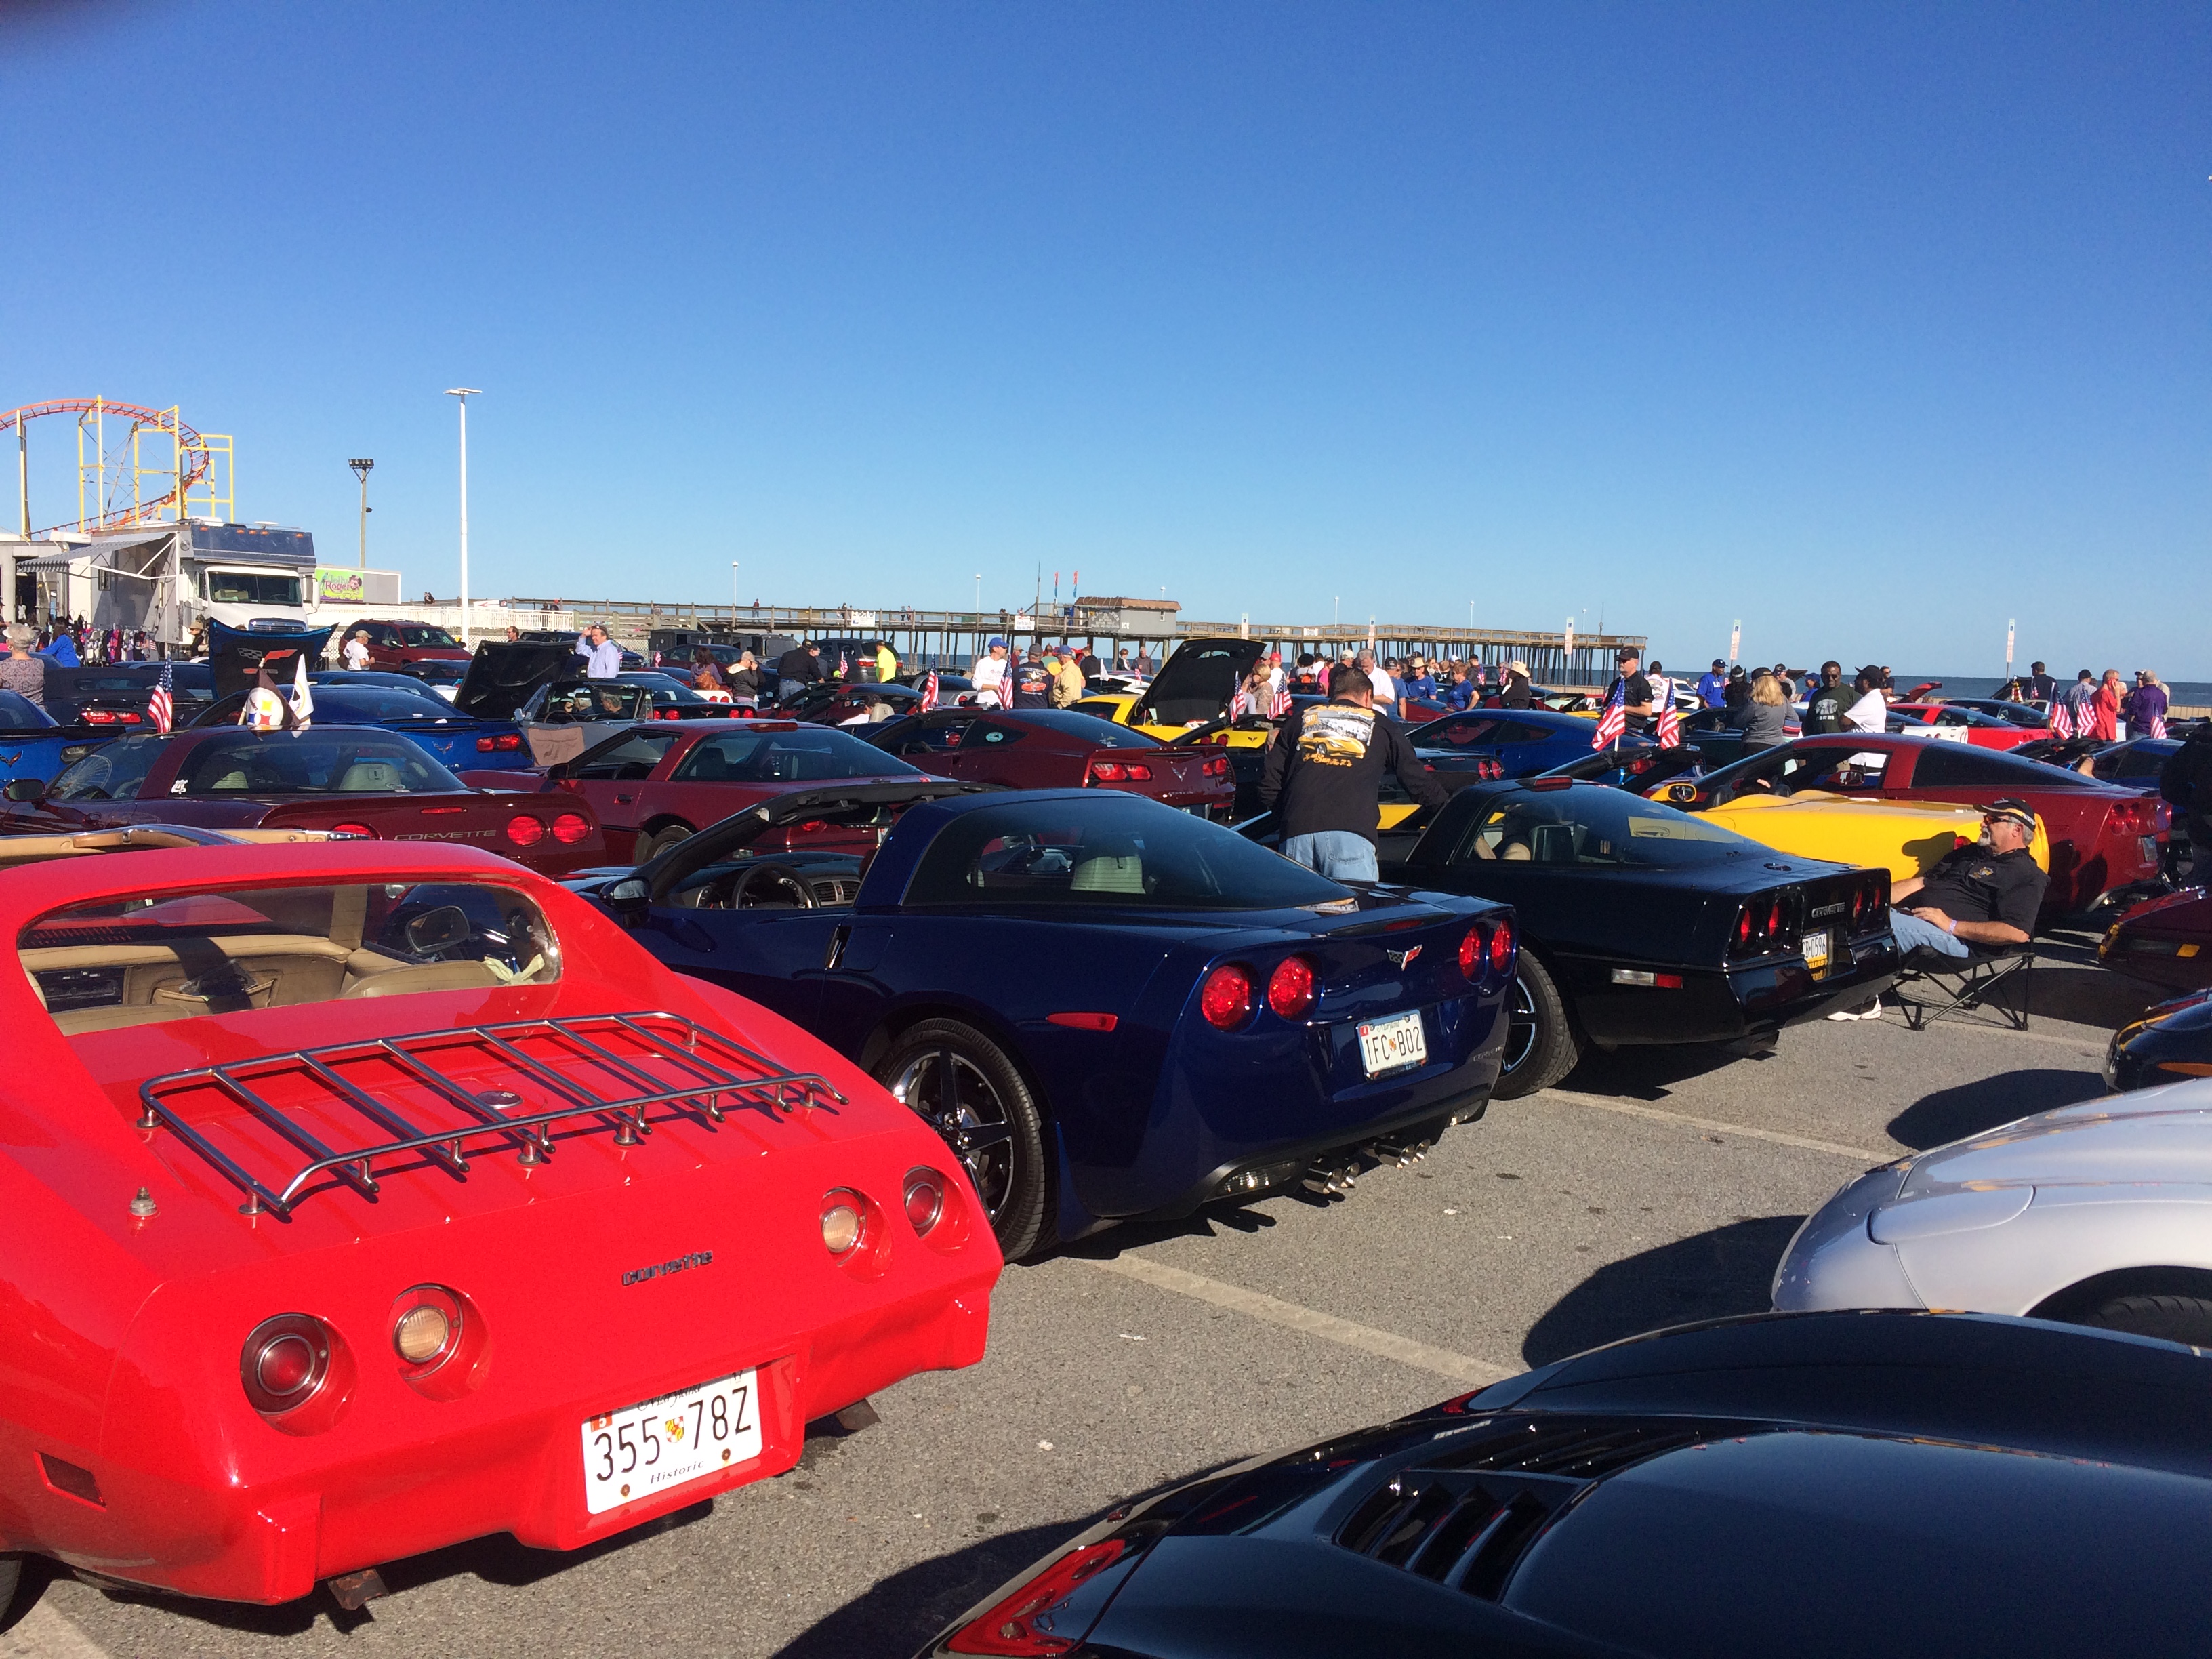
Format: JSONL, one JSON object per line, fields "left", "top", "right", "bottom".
{"left": 3, "top": 943, "right": 2159, "bottom": 1659}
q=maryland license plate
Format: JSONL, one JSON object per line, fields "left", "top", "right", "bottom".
{"left": 581, "top": 1368, "right": 760, "bottom": 1516}
{"left": 1803, "top": 929, "right": 1832, "bottom": 977}
{"left": 1357, "top": 1010, "right": 1428, "bottom": 1077}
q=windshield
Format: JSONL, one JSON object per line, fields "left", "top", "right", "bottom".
{"left": 169, "top": 731, "right": 465, "bottom": 796}
{"left": 401, "top": 626, "right": 459, "bottom": 647}
{"left": 1697, "top": 745, "right": 1893, "bottom": 806}
{"left": 0, "top": 691, "right": 57, "bottom": 732}
{"left": 905, "top": 795, "right": 1349, "bottom": 909}
{"left": 1457, "top": 786, "right": 1767, "bottom": 868}
{"left": 675, "top": 726, "right": 921, "bottom": 783}
{"left": 1008, "top": 710, "right": 1160, "bottom": 747}
{"left": 202, "top": 570, "right": 303, "bottom": 607}
{"left": 49, "top": 735, "right": 165, "bottom": 800}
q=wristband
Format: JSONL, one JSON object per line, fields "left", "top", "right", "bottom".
{"left": 1945, "top": 918, "right": 1957, "bottom": 935}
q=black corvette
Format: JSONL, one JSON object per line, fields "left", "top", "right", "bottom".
{"left": 917, "top": 1313, "right": 2212, "bottom": 1659}
{"left": 2106, "top": 988, "right": 2212, "bottom": 1092}
{"left": 1244, "top": 779, "right": 1896, "bottom": 1096}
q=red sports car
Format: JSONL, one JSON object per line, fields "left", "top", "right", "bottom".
{"left": 864, "top": 708, "right": 1235, "bottom": 817}
{"left": 0, "top": 726, "right": 609, "bottom": 878}
{"left": 1656, "top": 735, "right": 2169, "bottom": 923}
{"left": 2100, "top": 887, "right": 2212, "bottom": 994}
{"left": 1888, "top": 702, "right": 2049, "bottom": 751}
{"left": 0, "top": 836, "right": 996, "bottom": 1618}
{"left": 508, "top": 719, "right": 928, "bottom": 863}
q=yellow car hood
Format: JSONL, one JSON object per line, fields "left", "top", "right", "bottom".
{"left": 1694, "top": 790, "right": 2049, "bottom": 882}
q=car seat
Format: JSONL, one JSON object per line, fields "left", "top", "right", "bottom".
{"left": 337, "top": 761, "right": 405, "bottom": 792}
{"left": 1070, "top": 838, "right": 1145, "bottom": 895}
{"left": 687, "top": 747, "right": 731, "bottom": 781}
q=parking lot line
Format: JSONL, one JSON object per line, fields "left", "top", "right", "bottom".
{"left": 0, "top": 1603, "right": 112, "bottom": 1659}
{"left": 1090, "top": 1253, "right": 1518, "bottom": 1386}
{"left": 1544, "top": 1092, "right": 1891, "bottom": 1163}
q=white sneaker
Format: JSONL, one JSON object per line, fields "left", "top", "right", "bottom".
{"left": 1827, "top": 1000, "right": 1882, "bottom": 1022}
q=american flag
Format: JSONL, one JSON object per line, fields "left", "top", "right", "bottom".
{"left": 2047, "top": 697, "right": 2075, "bottom": 739}
{"left": 148, "top": 662, "right": 174, "bottom": 735}
{"left": 919, "top": 671, "right": 939, "bottom": 712}
{"left": 1591, "top": 679, "right": 1626, "bottom": 750}
{"left": 1650, "top": 675, "right": 1681, "bottom": 748}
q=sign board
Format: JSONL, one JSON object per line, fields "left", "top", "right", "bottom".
{"left": 312, "top": 567, "right": 402, "bottom": 607}
{"left": 1013, "top": 613, "right": 1034, "bottom": 630}
{"left": 847, "top": 611, "right": 878, "bottom": 628}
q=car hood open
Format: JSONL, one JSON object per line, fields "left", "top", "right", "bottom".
{"left": 207, "top": 619, "right": 336, "bottom": 701}
{"left": 452, "top": 640, "right": 581, "bottom": 720}
{"left": 1130, "top": 637, "right": 1268, "bottom": 727}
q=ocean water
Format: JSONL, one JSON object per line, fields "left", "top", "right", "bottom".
{"left": 1896, "top": 674, "right": 2211, "bottom": 708}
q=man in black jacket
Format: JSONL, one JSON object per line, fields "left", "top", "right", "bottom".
{"left": 1258, "top": 662, "right": 1446, "bottom": 881}
{"left": 775, "top": 642, "right": 823, "bottom": 702}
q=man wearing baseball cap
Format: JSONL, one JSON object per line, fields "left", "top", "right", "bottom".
{"left": 1604, "top": 647, "right": 1655, "bottom": 735}
{"left": 970, "top": 636, "right": 1013, "bottom": 710}
{"left": 1830, "top": 798, "right": 2047, "bottom": 1019}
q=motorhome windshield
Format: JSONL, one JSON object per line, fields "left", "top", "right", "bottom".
{"left": 202, "top": 569, "right": 304, "bottom": 607}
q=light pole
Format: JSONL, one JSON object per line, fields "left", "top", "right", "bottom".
{"left": 445, "top": 389, "right": 480, "bottom": 641}
{"left": 974, "top": 573, "right": 981, "bottom": 611}
{"left": 731, "top": 560, "right": 740, "bottom": 614}
{"left": 348, "top": 459, "right": 374, "bottom": 569}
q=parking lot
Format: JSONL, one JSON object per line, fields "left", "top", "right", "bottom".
{"left": 5, "top": 945, "right": 2158, "bottom": 1659}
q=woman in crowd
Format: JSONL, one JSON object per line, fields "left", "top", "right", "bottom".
{"left": 725, "top": 651, "right": 762, "bottom": 706}
{"left": 1739, "top": 668, "right": 1792, "bottom": 751}
{"left": 690, "top": 651, "right": 733, "bottom": 703}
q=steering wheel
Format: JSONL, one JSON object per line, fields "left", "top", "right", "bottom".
{"left": 729, "top": 861, "right": 818, "bottom": 909}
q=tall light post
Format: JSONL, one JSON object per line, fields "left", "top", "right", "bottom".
{"left": 445, "top": 389, "right": 481, "bottom": 641}
{"left": 731, "top": 561, "right": 740, "bottom": 614}
{"left": 974, "top": 573, "right": 981, "bottom": 611}
{"left": 348, "top": 458, "right": 374, "bottom": 569}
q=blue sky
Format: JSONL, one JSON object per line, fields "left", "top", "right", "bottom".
{"left": 3, "top": 1, "right": 2207, "bottom": 674}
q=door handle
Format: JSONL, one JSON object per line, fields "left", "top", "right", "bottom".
{"left": 615, "top": 793, "right": 635, "bottom": 804}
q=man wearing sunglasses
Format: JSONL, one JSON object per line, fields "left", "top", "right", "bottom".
{"left": 1830, "top": 799, "right": 2046, "bottom": 1019}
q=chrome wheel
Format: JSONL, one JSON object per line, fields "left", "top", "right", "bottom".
{"left": 888, "top": 1048, "right": 1017, "bottom": 1225}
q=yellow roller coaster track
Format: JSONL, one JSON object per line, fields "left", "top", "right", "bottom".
{"left": 1, "top": 397, "right": 233, "bottom": 535}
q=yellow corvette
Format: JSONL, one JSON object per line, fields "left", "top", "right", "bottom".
{"left": 1083, "top": 638, "right": 1282, "bottom": 750}
{"left": 1645, "top": 779, "right": 2050, "bottom": 882}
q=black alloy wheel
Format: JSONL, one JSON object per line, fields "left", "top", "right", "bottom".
{"left": 876, "top": 1019, "right": 1047, "bottom": 1259}
{"left": 1490, "top": 952, "right": 1581, "bottom": 1100}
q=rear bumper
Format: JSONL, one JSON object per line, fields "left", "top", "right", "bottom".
{"left": 1576, "top": 933, "right": 1900, "bottom": 1048}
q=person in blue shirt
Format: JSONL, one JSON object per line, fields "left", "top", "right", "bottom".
{"left": 1441, "top": 666, "right": 1475, "bottom": 710}
{"left": 1402, "top": 657, "right": 1439, "bottom": 704}
{"left": 1695, "top": 659, "right": 1729, "bottom": 709}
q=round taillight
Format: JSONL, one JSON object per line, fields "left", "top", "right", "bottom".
{"left": 1267, "top": 956, "right": 1316, "bottom": 1019}
{"left": 394, "top": 1304, "right": 449, "bottom": 1363}
{"left": 550, "top": 811, "right": 592, "bottom": 845}
{"left": 1200, "top": 964, "right": 1254, "bottom": 1030}
{"left": 329, "top": 822, "right": 375, "bottom": 839}
{"left": 821, "top": 1191, "right": 865, "bottom": 1256}
{"left": 1488, "top": 919, "right": 1515, "bottom": 975}
{"left": 506, "top": 813, "right": 546, "bottom": 847}
{"left": 240, "top": 1313, "right": 332, "bottom": 1414}
{"left": 1458, "top": 924, "right": 1485, "bottom": 978}
{"left": 903, "top": 1170, "right": 945, "bottom": 1235}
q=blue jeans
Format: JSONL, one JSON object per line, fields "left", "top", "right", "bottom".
{"left": 1890, "top": 907, "right": 1970, "bottom": 958}
{"left": 1282, "top": 830, "right": 1378, "bottom": 882}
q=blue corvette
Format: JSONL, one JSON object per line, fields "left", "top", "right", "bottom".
{"left": 189, "top": 679, "right": 535, "bottom": 771}
{"left": 575, "top": 780, "right": 1517, "bottom": 1256}
{"left": 0, "top": 690, "right": 118, "bottom": 786}
{"left": 1409, "top": 707, "right": 1653, "bottom": 779}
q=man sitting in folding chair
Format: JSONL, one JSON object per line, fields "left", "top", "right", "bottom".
{"left": 1830, "top": 797, "right": 2047, "bottom": 1027}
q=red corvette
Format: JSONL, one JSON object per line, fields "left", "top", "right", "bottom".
{"left": 1657, "top": 735, "right": 2169, "bottom": 922}
{"left": 506, "top": 719, "right": 928, "bottom": 863}
{"left": 0, "top": 836, "right": 995, "bottom": 1618}
{"left": 1889, "top": 702, "right": 2048, "bottom": 751}
{"left": 0, "top": 726, "right": 609, "bottom": 878}
{"left": 864, "top": 708, "right": 1235, "bottom": 817}
{"left": 2100, "top": 887, "right": 2212, "bottom": 994}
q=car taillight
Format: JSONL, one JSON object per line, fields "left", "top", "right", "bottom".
{"left": 551, "top": 811, "right": 592, "bottom": 844}
{"left": 390, "top": 1286, "right": 464, "bottom": 1374}
{"left": 506, "top": 814, "right": 546, "bottom": 846}
{"left": 241, "top": 1314, "right": 333, "bottom": 1415}
{"left": 1090, "top": 761, "right": 1126, "bottom": 782}
{"left": 947, "top": 1538, "right": 1131, "bottom": 1656}
{"left": 821, "top": 1190, "right": 866, "bottom": 1256}
{"left": 476, "top": 732, "right": 525, "bottom": 752}
{"left": 1767, "top": 896, "right": 1785, "bottom": 937}
{"left": 1124, "top": 762, "right": 1153, "bottom": 781}
{"left": 903, "top": 1170, "right": 945, "bottom": 1235}
{"left": 1734, "top": 905, "right": 1757, "bottom": 954}
{"left": 1458, "top": 923, "right": 1485, "bottom": 977}
{"left": 1488, "top": 918, "right": 1515, "bottom": 975}
{"left": 1200, "top": 964, "right": 1254, "bottom": 1029}
{"left": 1202, "top": 756, "right": 1230, "bottom": 777}
{"left": 329, "top": 822, "right": 375, "bottom": 838}
{"left": 1266, "top": 956, "right": 1316, "bottom": 1019}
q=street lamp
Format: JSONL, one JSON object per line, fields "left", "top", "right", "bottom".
{"left": 445, "top": 389, "right": 481, "bottom": 642}
{"left": 974, "top": 573, "right": 981, "bottom": 611}
{"left": 731, "top": 560, "right": 740, "bottom": 614}
{"left": 348, "top": 459, "right": 374, "bottom": 569}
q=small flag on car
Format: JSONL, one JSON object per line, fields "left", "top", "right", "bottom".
{"left": 1591, "top": 680, "right": 1626, "bottom": 750}
{"left": 148, "top": 662, "right": 173, "bottom": 735}
{"left": 2047, "top": 698, "right": 2075, "bottom": 739}
{"left": 920, "top": 671, "right": 939, "bottom": 712}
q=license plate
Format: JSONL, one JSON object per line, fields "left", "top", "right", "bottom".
{"left": 580, "top": 1368, "right": 761, "bottom": 1516}
{"left": 1357, "top": 1010, "right": 1428, "bottom": 1077}
{"left": 1803, "top": 929, "right": 1832, "bottom": 977}
{"left": 2141, "top": 836, "right": 2160, "bottom": 869}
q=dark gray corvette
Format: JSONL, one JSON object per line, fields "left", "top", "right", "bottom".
{"left": 918, "top": 1313, "right": 2212, "bottom": 1659}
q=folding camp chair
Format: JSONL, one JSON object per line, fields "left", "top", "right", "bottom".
{"left": 1891, "top": 943, "right": 2036, "bottom": 1032}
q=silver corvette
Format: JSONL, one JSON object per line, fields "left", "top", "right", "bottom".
{"left": 1774, "top": 1076, "right": 2212, "bottom": 1346}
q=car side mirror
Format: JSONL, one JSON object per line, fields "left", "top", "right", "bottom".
{"left": 3, "top": 777, "right": 46, "bottom": 802}
{"left": 607, "top": 877, "right": 651, "bottom": 925}
{"left": 1666, "top": 782, "right": 1698, "bottom": 804}
{"left": 545, "top": 760, "right": 573, "bottom": 781}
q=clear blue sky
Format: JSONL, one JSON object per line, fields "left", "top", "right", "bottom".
{"left": 4, "top": 1, "right": 2207, "bottom": 675}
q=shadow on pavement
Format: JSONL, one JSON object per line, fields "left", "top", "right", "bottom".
{"left": 1522, "top": 1216, "right": 1803, "bottom": 1368}
{"left": 2018, "top": 963, "right": 2164, "bottom": 1029}
{"left": 770, "top": 1518, "right": 1077, "bottom": 1658}
{"left": 1551, "top": 1042, "right": 1755, "bottom": 1102}
{"left": 1887, "top": 1065, "right": 2106, "bottom": 1151}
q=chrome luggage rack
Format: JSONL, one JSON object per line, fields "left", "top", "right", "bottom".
{"left": 135, "top": 1011, "right": 848, "bottom": 1219}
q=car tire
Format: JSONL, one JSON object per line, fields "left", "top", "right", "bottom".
{"left": 875, "top": 1019, "right": 1048, "bottom": 1261}
{"left": 2077, "top": 1292, "right": 2212, "bottom": 1347}
{"left": 637, "top": 823, "right": 692, "bottom": 863}
{"left": 0, "top": 1554, "right": 19, "bottom": 1622}
{"left": 1490, "top": 952, "right": 1580, "bottom": 1101}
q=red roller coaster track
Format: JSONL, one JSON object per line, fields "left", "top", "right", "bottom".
{"left": 0, "top": 398, "right": 213, "bottom": 535}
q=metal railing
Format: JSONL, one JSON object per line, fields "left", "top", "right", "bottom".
{"left": 135, "top": 1011, "right": 848, "bottom": 1219}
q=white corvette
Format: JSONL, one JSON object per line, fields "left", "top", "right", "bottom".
{"left": 1775, "top": 1077, "right": 2212, "bottom": 1345}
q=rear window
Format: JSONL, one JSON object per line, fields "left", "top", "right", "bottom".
{"left": 674, "top": 727, "right": 920, "bottom": 783}
{"left": 172, "top": 732, "right": 464, "bottom": 796}
{"left": 996, "top": 710, "right": 1160, "bottom": 747}
{"left": 400, "top": 626, "right": 460, "bottom": 647}
{"left": 22, "top": 880, "right": 560, "bottom": 1037}
{"left": 1457, "top": 787, "right": 1761, "bottom": 869}
{"left": 905, "top": 796, "right": 1347, "bottom": 909}
{"left": 0, "top": 691, "right": 54, "bottom": 732}
{"left": 1910, "top": 743, "right": 2089, "bottom": 790}
{"left": 49, "top": 735, "right": 166, "bottom": 801}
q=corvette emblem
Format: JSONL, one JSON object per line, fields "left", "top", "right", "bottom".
{"left": 1386, "top": 945, "right": 1422, "bottom": 969}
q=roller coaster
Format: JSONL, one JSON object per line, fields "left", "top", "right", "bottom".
{"left": 1, "top": 396, "right": 233, "bottom": 536}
